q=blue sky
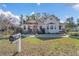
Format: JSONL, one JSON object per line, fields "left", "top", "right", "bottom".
{"left": 0, "top": 3, "right": 79, "bottom": 22}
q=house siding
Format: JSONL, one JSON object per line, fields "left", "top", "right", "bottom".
{"left": 21, "top": 15, "right": 65, "bottom": 34}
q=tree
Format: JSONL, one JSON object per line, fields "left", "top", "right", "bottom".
{"left": 31, "top": 14, "right": 36, "bottom": 20}
{"left": 34, "top": 13, "right": 41, "bottom": 20}
{"left": 42, "top": 13, "right": 49, "bottom": 18}
{"left": 65, "top": 17, "right": 75, "bottom": 32}
{"left": 77, "top": 18, "right": 79, "bottom": 26}
{"left": 20, "top": 14, "right": 24, "bottom": 25}
{"left": 26, "top": 16, "right": 29, "bottom": 21}
{"left": 0, "top": 13, "right": 12, "bottom": 31}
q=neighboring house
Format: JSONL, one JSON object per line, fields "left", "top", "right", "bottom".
{"left": 21, "top": 15, "right": 65, "bottom": 34}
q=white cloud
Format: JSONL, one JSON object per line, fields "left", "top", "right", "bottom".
{"left": 72, "top": 4, "right": 79, "bottom": 10}
{"left": 60, "top": 20, "right": 65, "bottom": 23}
{"left": 37, "top": 3, "right": 40, "bottom": 5}
{"left": 30, "top": 11, "right": 35, "bottom": 15}
{"left": 0, "top": 9, "right": 20, "bottom": 25}
{"left": 6, "top": 11, "right": 19, "bottom": 19}
{"left": 64, "top": 15, "right": 71, "bottom": 18}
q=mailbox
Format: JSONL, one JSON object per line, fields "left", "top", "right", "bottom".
{"left": 9, "top": 33, "right": 21, "bottom": 43}
{"left": 9, "top": 33, "right": 21, "bottom": 52}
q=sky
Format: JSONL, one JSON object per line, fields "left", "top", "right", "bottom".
{"left": 0, "top": 3, "right": 79, "bottom": 22}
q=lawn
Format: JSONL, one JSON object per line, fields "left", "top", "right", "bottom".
{"left": 0, "top": 37, "right": 79, "bottom": 56}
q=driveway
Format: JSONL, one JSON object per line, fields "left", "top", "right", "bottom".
{"left": 21, "top": 34, "right": 68, "bottom": 38}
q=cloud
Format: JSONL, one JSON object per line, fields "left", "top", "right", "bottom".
{"left": 60, "top": 20, "right": 65, "bottom": 23}
{"left": 30, "top": 11, "right": 35, "bottom": 15}
{"left": 0, "top": 9, "right": 20, "bottom": 25}
{"left": 72, "top": 4, "right": 79, "bottom": 10}
{"left": 6, "top": 11, "right": 19, "bottom": 19}
{"left": 64, "top": 15, "right": 72, "bottom": 18}
{"left": 37, "top": 3, "right": 40, "bottom": 5}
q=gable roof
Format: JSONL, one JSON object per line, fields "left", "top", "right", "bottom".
{"left": 24, "top": 14, "right": 60, "bottom": 24}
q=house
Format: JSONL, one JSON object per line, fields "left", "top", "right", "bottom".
{"left": 21, "top": 15, "right": 65, "bottom": 34}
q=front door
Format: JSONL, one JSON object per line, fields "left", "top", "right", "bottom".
{"left": 28, "top": 26, "right": 32, "bottom": 34}
{"left": 32, "top": 25, "right": 37, "bottom": 34}
{"left": 28, "top": 25, "right": 37, "bottom": 34}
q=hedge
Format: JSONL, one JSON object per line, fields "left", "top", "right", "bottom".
{"left": 68, "top": 32, "right": 79, "bottom": 36}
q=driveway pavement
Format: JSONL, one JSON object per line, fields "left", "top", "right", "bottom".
{"left": 0, "top": 34, "right": 69, "bottom": 39}
{"left": 21, "top": 34, "right": 68, "bottom": 38}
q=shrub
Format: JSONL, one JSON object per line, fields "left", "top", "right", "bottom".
{"left": 1, "top": 30, "right": 14, "bottom": 35}
{"left": 68, "top": 32, "right": 79, "bottom": 36}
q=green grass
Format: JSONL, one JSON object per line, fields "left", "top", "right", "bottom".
{"left": 0, "top": 37, "right": 79, "bottom": 55}
{"left": 22, "top": 37, "right": 41, "bottom": 44}
{"left": 22, "top": 37, "right": 79, "bottom": 45}
{"left": 22, "top": 37, "right": 79, "bottom": 49}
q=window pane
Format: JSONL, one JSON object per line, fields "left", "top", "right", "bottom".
{"left": 59, "top": 26, "right": 61, "bottom": 30}
{"left": 50, "top": 25, "right": 53, "bottom": 29}
{"left": 47, "top": 26, "right": 49, "bottom": 29}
